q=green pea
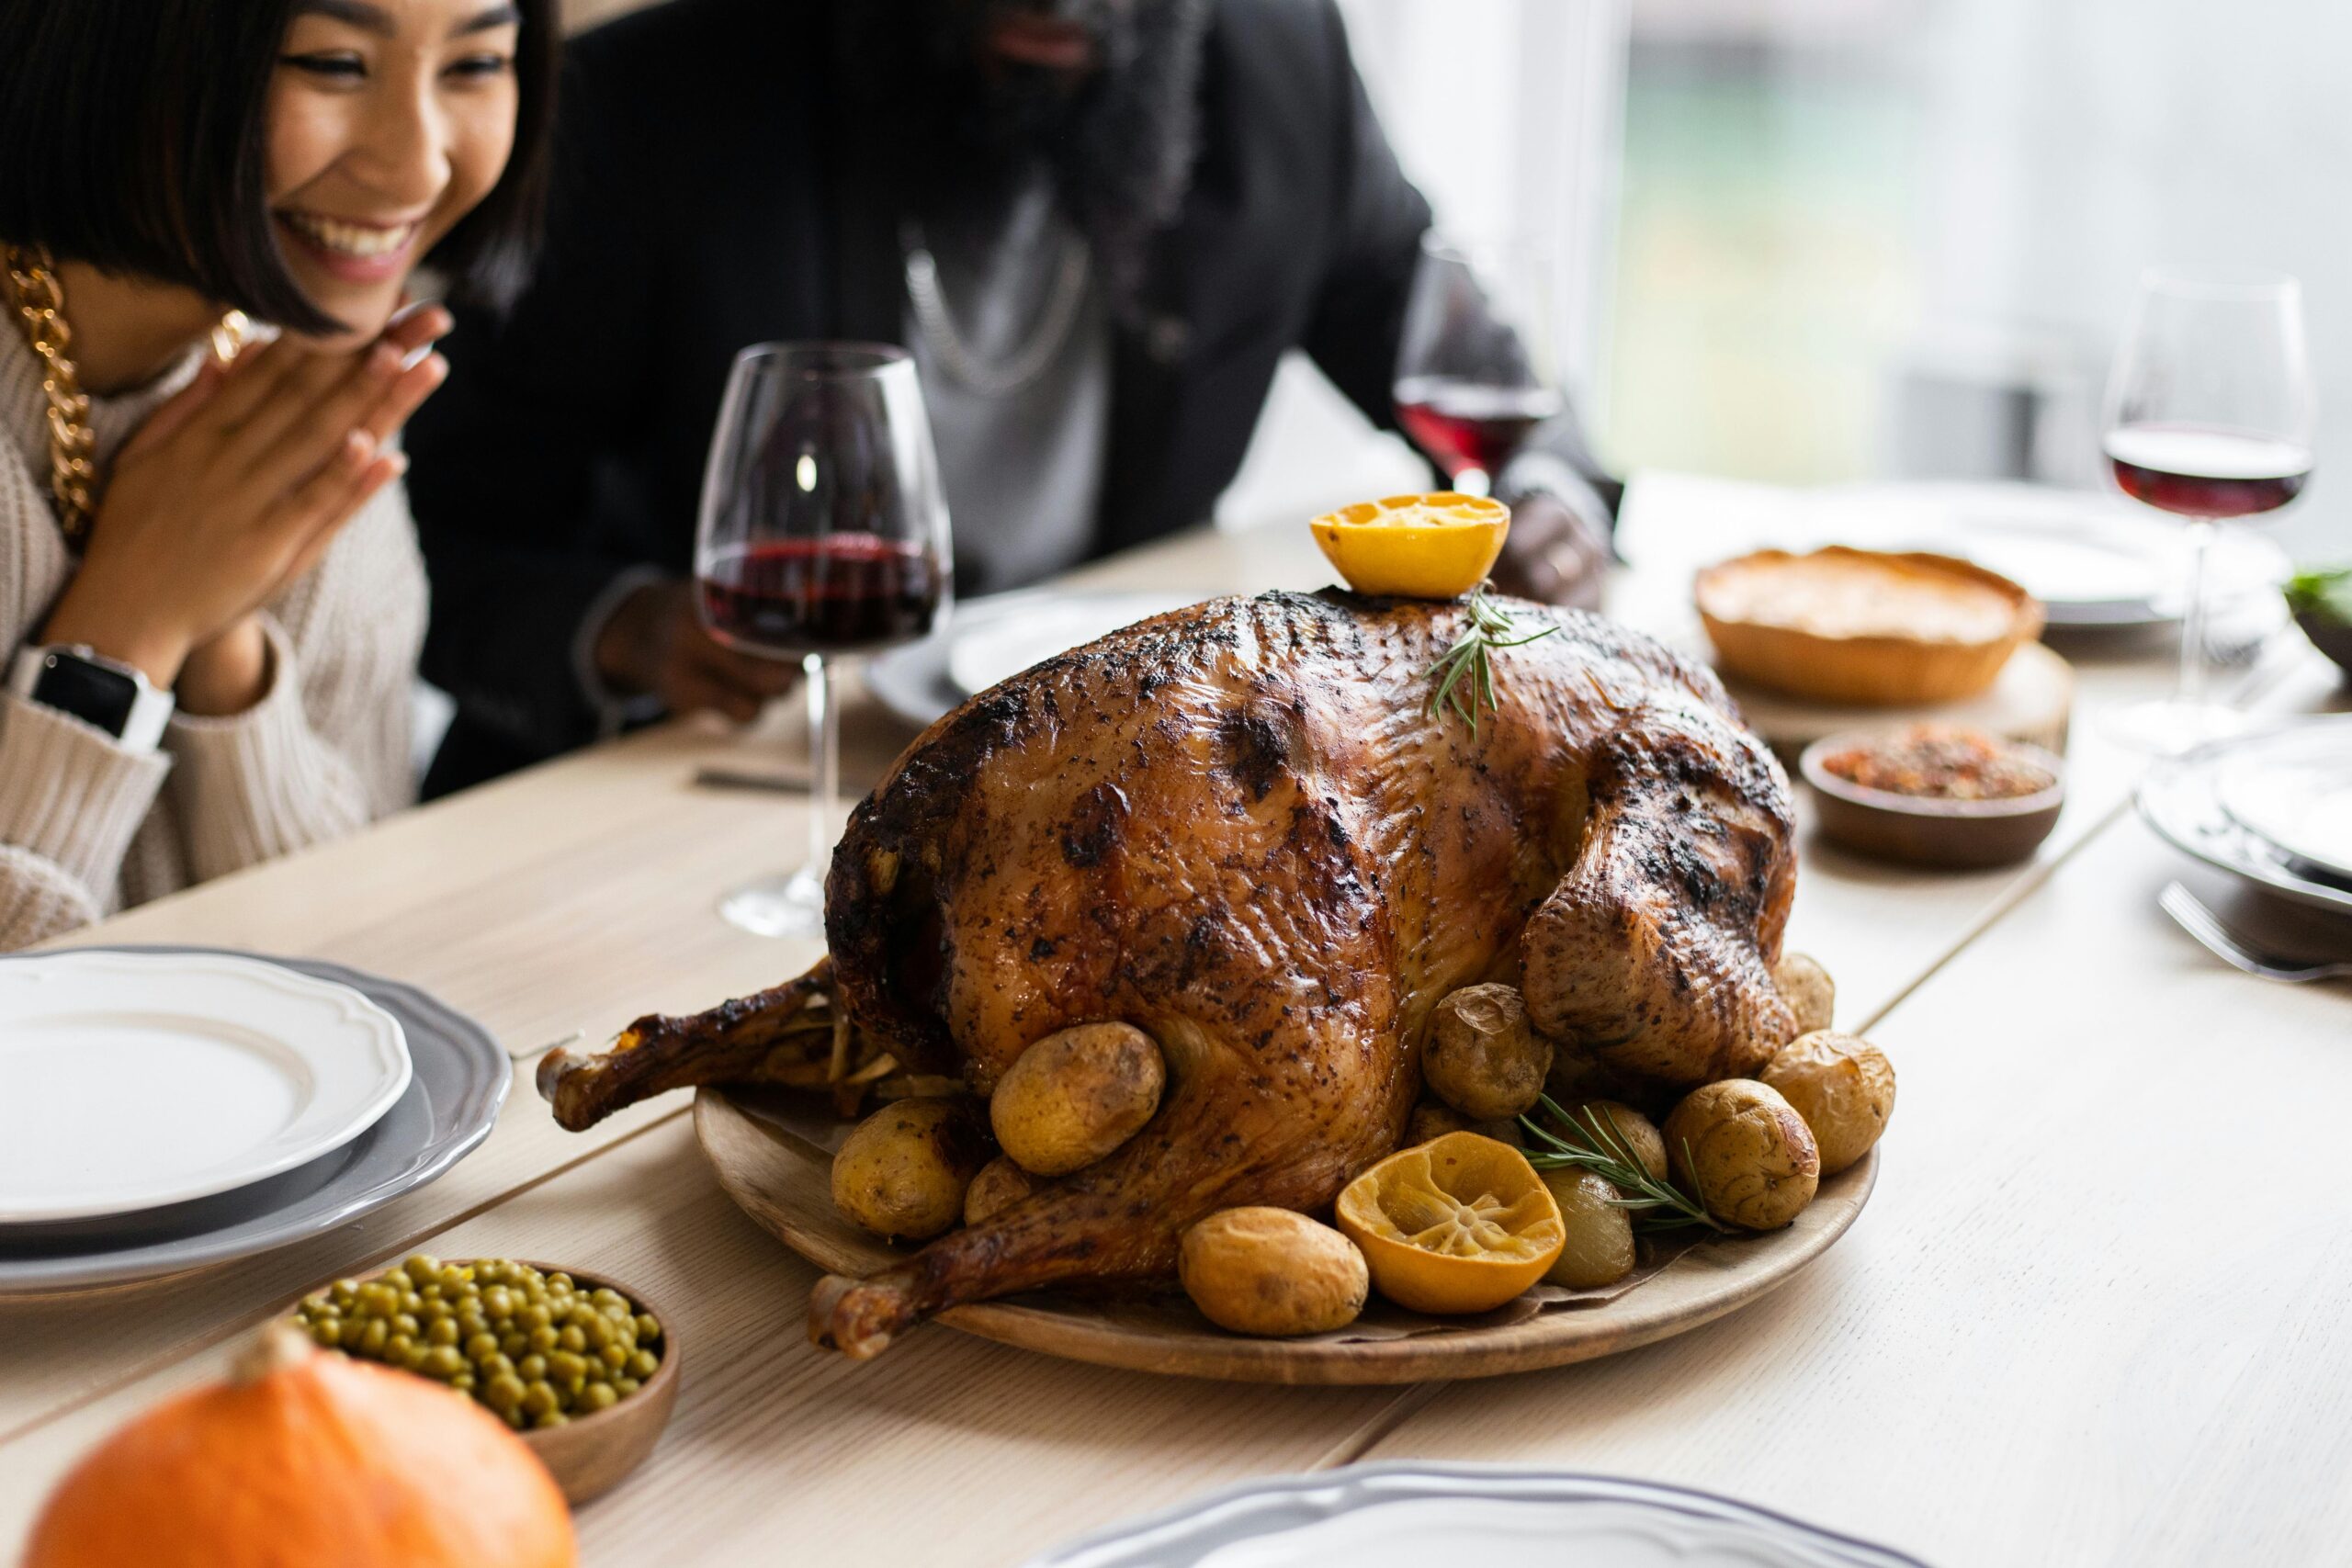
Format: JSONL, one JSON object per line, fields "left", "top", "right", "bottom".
{"left": 500, "top": 1331, "right": 528, "bottom": 1359}
{"left": 359, "top": 1320, "right": 389, "bottom": 1355}
{"left": 517, "top": 1353, "right": 548, "bottom": 1382}
{"left": 613, "top": 1376, "right": 640, "bottom": 1397}
{"left": 520, "top": 1381, "right": 557, "bottom": 1416}
{"left": 485, "top": 1373, "right": 526, "bottom": 1412}
{"left": 425, "top": 1317, "right": 459, "bottom": 1348}
{"left": 423, "top": 1346, "right": 466, "bottom": 1379}
{"left": 527, "top": 1324, "right": 560, "bottom": 1354}
{"left": 534, "top": 1409, "right": 569, "bottom": 1430}
{"left": 634, "top": 1314, "right": 662, "bottom": 1343}
{"left": 548, "top": 1350, "right": 587, "bottom": 1385}
{"left": 309, "top": 1320, "right": 342, "bottom": 1348}
{"left": 580, "top": 1382, "right": 618, "bottom": 1412}
{"left": 465, "top": 1333, "right": 500, "bottom": 1362}
{"left": 600, "top": 1344, "right": 629, "bottom": 1370}
{"left": 627, "top": 1349, "right": 660, "bottom": 1379}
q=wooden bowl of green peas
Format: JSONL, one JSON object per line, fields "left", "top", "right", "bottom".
{"left": 292, "top": 1255, "right": 681, "bottom": 1506}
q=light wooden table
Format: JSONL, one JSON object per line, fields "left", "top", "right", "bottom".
{"left": 2, "top": 519, "right": 2345, "bottom": 1566}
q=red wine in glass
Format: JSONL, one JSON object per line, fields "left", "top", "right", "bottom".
{"left": 1394, "top": 376, "right": 1566, "bottom": 485}
{"left": 694, "top": 341, "right": 953, "bottom": 937}
{"left": 699, "top": 536, "right": 945, "bottom": 657}
{"left": 2104, "top": 423, "right": 2312, "bottom": 519}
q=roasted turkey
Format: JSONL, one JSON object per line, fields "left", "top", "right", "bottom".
{"left": 540, "top": 589, "right": 1800, "bottom": 1357}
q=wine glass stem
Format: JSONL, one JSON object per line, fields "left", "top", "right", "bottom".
{"left": 804, "top": 652, "right": 838, "bottom": 892}
{"left": 2177, "top": 519, "right": 2215, "bottom": 711}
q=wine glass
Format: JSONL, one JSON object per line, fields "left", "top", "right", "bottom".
{"left": 1393, "top": 233, "right": 1566, "bottom": 497}
{"left": 695, "top": 343, "right": 953, "bottom": 937}
{"left": 2102, "top": 269, "right": 2313, "bottom": 753}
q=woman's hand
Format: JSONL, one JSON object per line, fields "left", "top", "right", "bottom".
{"left": 39, "top": 305, "right": 453, "bottom": 705}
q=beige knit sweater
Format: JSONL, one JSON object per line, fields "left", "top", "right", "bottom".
{"left": 0, "top": 323, "right": 425, "bottom": 951}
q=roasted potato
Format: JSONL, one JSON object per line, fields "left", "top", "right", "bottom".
{"left": 831, "top": 1098, "right": 990, "bottom": 1242}
{"left": 1761, "top": 1030, "right": 1894, "bottom": 1176}
{"left": 1772, "top": 952, "right": 1836, "bottom": 1035}
{"left": 990, "top": 1021, "right": 1166, "bottom": 1177}
{"left": 1665, "top": 1079, "right": 1819, "bottom": 1231}
{"left": 1559, "top": 1098, "right": 1668, "bottom": 1185}
{"left": 1407, "top": 1098, "right": 1523, "bottom": 1148}
{"left": 1538, "top": 1169, "right": 1636, "bottom": 1289}
{"left": 962, "top": 1155, "right": 1043, "bottom": 1224}
{"left": 1180, "top": 1207, "right": 1369, "bottom": 1337}
{"left": 1423, "top": 984, "right": 1553, "bottom": 1121}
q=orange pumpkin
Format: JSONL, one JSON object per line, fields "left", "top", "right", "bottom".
{"left": 26, "top": 1322, "right": 576, "bottom": 1568}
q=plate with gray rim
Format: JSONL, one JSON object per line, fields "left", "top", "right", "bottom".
{"left": 2138, "top": 722, "right": 2352, "bottom": 918}
{"left": 1020, "top": 1463, "right": 1926, "bottom": 1568}
{"left": 0, "top": 946, "right": 507, "bottom": 1296}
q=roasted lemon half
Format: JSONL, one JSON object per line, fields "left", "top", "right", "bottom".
{"left": 1336, "top": 1131, "right": 1564, "bottom": 1314}
{"left": 1310, "top": 492, "right": 1510, "bottom": 600}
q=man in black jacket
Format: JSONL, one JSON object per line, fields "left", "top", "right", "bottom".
{"left": 408, "top": 0, "right": 1620, "bottom": 794}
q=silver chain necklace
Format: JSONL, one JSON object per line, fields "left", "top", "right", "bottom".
{"left": 902, "top": 217, "right": 1091, "bottom": 398}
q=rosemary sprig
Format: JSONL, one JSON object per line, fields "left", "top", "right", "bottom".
{"left": 1425, "top": 582, "right": 1557, "bottom": 733}
{"left": 1519, "top": 1095, "right": 1727, "bottom": 1234}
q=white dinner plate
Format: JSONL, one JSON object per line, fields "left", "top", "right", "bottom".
{"left": 867, "top": 590, "right": 1198, "bottom": 727}
{"left": 0, "top": 951, "right": 412, "bottom": 1224}
{"left": 1872, "top": 487, "right": 2292, "bottom": 629}
{"left": 1023, "top": 1464, "right": 1924, "bottom": 1568}
{"left": 2139, "top": 720, "right": 2352, "bottom": 919}
{"left": 2215, "top": 722, "right": 2352, "bottom": 880}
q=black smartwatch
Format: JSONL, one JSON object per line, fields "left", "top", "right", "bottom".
{"left": 8, "top": 645, "right": 174, "bottom": 751}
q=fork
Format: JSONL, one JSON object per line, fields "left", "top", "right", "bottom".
{"left": 2158, "top": 882, "right": 2352, "bottom": 984}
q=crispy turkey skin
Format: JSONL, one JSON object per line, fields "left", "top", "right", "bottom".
{"left": 542, "top": 589, "right": 1799, "bottom": 1357}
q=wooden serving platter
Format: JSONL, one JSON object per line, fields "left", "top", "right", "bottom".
{"left": 694, "top": 1087, "right": 1875, "bottom": 1384}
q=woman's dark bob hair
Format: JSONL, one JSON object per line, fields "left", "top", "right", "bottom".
{"left": 0, "top": 0, "right": 556, "bottom": 337}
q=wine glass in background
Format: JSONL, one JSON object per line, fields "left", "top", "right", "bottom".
{"left": 2101, "top": 269, "right": 2314, "bottom": 753}
{"left": 1394, "top": 233, "right": 1566, "bottom": 497}
{"left": 696, "top": 343, "right": 952, "bottom": 937}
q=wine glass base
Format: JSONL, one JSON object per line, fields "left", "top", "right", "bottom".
{"left": 716, "top": 866, "right": 828, "bottom": 938}
{"left": 2101, "top": 697, "right": 2258, "bottom": 756}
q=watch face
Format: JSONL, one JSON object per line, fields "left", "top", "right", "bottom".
{"left": 32, "top": 652, "right": 140, "bottom": 737}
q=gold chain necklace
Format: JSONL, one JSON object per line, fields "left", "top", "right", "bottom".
{"left": 1, "top": 243, "right": 249, "bottom": 551}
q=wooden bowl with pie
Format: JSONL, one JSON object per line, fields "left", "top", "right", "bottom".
{"left": 1697, "top": 547, "right": 2043, "bottom": 706}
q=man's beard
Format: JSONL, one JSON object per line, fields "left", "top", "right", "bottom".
{"left": 840, "top": 0, "right": 1214, "bottom": 321}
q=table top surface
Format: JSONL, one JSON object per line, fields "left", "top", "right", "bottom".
{"left": 3, "top": 497, "right": 2347, "bottom": 1567}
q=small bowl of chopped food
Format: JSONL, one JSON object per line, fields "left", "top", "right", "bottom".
{"left": 1799, "top": 724, "right": 2065, "bottom": 868}
{"left": 292, "top": 1256, "right": 680, "bottom": 1506}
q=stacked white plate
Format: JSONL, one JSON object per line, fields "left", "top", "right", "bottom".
{"left": 1023, "top": 1464, "right": 1924, "bottom": 1568}
{"left": 2139, "top": 717, "right": 2352, "bottom": 914}
{"left": 0, "top": 948, "right": 507, "bottom": 1293}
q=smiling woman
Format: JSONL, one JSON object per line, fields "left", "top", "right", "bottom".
{"left": 0, "top": 0, "right": 555, "bottom": 950}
